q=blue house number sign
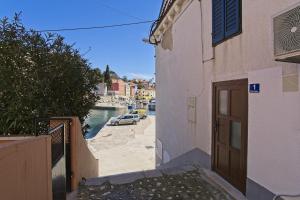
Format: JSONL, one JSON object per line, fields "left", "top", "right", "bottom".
{"left": 249, "top": 83, "right": 260, "bottom": 93}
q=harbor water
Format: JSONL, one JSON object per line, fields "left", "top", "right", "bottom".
{"left": 84, "top": 108, "right": 127, "bottom": 139}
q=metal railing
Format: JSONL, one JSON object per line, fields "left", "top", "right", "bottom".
{"left": 48, "top": 123, "right": 66, "bottom": 200}
{"left": 35, "top": 118, "right": 73, "bottom": 200}
{"left": 49, "top": 124, "right": 65, "bottom": 167}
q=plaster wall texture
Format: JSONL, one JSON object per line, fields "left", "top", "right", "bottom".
{"left": 247, "top": 66, "right": 300, "bottom": 195}
{"left": 68, "top": 117, "right": 99, "bottom": 190}
{"left": 155, "top": 0, "right": 300, "bottom": 195}
{"left": 156, "top": 0, "right": 204, "bottom": 161}
{"left": 0, "top": 136, "right": 52, "bottom": 200}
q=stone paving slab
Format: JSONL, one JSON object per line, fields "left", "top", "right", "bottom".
{"left": 79, "top": 168, "right": 235, "bottom": 200}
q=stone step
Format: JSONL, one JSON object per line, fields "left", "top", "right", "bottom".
{"left": 82, "top": 164, "right": 247, "bottom": 200}
{"left": 66, "top": 190, "right": 78, "bottom": 200}
{"left": 78, "top": 165, "right": 239, "bottom": 200}
{"left": 84, "top": 164, "right": 197, "bottom": 186}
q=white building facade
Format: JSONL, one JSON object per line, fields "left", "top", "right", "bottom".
{"left": 95, "top": 83, "right": 107, "bottom": 96}
{"left": 125, "top": 83, "right": 131, "bottom": 97}
{"left": 151, "top": 0, "right": 300, "bottom": 199}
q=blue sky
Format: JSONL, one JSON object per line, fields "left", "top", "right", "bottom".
{"left": 0, "top": 0, "right": 162, "bottom": 80}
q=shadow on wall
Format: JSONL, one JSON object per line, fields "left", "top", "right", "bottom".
{"left": 71, "top": 117, "right": 99, "bottom": 189}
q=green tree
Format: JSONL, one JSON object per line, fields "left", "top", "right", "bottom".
{"left": 103, "top": 65, "right": 112, "bottom": 89}
{"left": 0, "top": 14, "right": 101, "bottom": 135}
{"left": 93, "top": 68, "right": 104, "bottom": 82}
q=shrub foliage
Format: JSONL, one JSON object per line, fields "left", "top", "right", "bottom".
{"left": 0, "top": 14, "right": 101, "bottom": 135}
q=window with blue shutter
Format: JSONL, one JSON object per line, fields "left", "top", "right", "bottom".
{"left": 212, "top": 0, "right": 225, "bottom": 44}
{"left": 212, "top": 0, "right": 241, "bottom": 45}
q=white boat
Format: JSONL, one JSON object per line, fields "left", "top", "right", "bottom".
{"left": 148, "top": 99, "right": 156, "bottom": 111}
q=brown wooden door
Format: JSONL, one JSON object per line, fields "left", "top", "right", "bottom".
{"left": 212, "top": 79, "right": 248, "bottom": 194}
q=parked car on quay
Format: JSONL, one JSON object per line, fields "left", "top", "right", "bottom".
{"left": 132, "top": 114, "right": 140, "bottom": 123}
{"left": 110, "top": 114, "right": 139, "bottom": 126}
{"left": 130, "top": 109, "right": 147, "bottom": 119}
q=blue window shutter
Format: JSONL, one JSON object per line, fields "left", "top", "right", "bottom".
{"left": 225, "top": 0, "right": 241, "bottom": 37}
{"left": 212, "top": 0, "right": 225, "bottom": 45}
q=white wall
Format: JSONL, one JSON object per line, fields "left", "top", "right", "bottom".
{"left": 155, "top": 0, "right": 300, "bottom": 195}
{"left": 248, "top": 66, "right": 300, "bottom": 194}
{"left": 201, "top": 0, "right": 300, "bottom": 194}
{"left": 156, "top": 0, "right": 204, "bottom": 161}
{"left": 125, "top": 83, "right": 130, "bottom": 97}
{"left": 96, "top": 83, "right": 107, "bottom": 96}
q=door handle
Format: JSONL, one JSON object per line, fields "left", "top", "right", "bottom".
{"left": 214, "top": 121, "right": 219, "bottom": 133}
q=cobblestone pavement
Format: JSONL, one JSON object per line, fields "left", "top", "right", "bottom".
{"left": 78, "top": 169, "right": 235, "bottom": 200}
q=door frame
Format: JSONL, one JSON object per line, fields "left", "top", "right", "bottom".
{"left": 211, "top": 79, "right": 248, "bottom": 194}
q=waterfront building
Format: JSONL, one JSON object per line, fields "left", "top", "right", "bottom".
{"left": 136, "top": 88, "right": 156, "bottom": 100}
{"left": 147, "top": 88, "right": 156, "bottom": 99}
{"left": 109, "top": 78, "right": 126, "bottom": 96}
{"left": 129, "top": 82, "right": 137, "bottom": 97}
{"left": 133, "top": 79, "right": 152, "bottom": 89}
{"left": 125, "top": 82, "right": 131, "bottom": 97}
{"left": 95, "top": 83, "right": 107, "bottom": 96}
{"left": 150, "top": 0, "right": 300, "bottom": 199}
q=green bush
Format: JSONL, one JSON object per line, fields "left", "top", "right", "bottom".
{"left": 0, "top": 14, "right": 101, "bottom": 135}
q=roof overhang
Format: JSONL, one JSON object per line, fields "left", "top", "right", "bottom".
{"left": 150, "top": 0, "right": 188, "bottom": 44}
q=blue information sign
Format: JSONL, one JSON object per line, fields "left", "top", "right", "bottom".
{"left": 249, "top": 83, "right": 260, "bottom": 93}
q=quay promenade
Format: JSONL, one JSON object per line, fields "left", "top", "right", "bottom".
{"left": 87, "top": 115, "right": 156, "bottom": 177}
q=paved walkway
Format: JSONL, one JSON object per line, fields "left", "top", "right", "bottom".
{"left": 87, "top": 116, "right": 156, "bottom": 177}
{"left": 77, "top": 166, "right": 235, "bottom": 200}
